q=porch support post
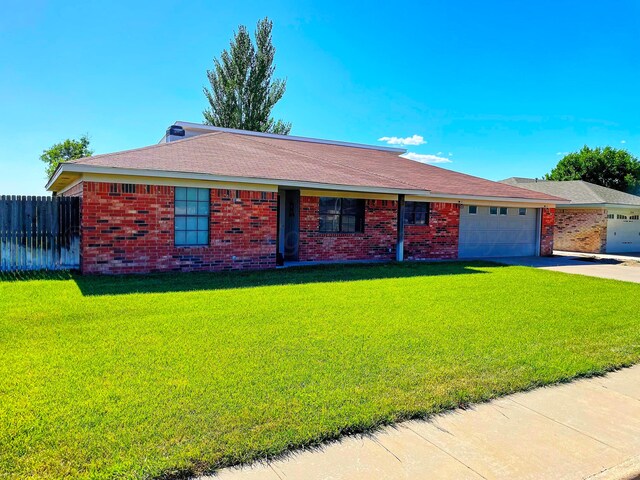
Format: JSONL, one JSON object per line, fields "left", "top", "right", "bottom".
{"left": 277, "top": 190, "right": 286, "bottom": 257}
{"left": 396, "top": 194, "right": 405, "bottom": 262}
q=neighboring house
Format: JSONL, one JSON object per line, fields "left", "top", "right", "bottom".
{"left": 46, "top": 122, "right": 561, "bottom": 274}
{"left": 501, "top": 178, "right": 640, "bottom": 254}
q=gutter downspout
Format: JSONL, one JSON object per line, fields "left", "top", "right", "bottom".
{"left": 396, "top": 194, "right": 405, "bottom": 261}
{"left": 535, "top": 208, "right": 542, "bottom": 256}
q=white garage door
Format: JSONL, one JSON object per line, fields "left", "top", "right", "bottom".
{"left": 606, "top": 210, "right": 640, "bottom": 253}
{"left": 459, "top": 205, "right": 539, "bottom": 258}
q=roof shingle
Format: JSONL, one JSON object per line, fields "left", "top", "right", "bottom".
{"left": 500, "top": 178, "right": 640, "bottom": 206}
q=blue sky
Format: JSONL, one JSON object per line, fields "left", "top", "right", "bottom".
{"left": 1, "top": 0, "right": 639, "bottom": 195}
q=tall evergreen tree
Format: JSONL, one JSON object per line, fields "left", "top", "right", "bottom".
{"left": 203, "top": 17, "right": 291, "bottom": 134}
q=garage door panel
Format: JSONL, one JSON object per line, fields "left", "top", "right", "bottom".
{"left": 606, "top": 210, "right": 640, "bottom": 253}
{"left": 459, "top": 206, "right": 538, "bottom": 258}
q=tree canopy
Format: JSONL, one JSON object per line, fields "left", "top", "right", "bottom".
{"left": 41, "top": 135, "right": 93, "bottom": 179}
{"left": 545, "top": 146, "right": 640, "bottom": 192}
{"left": 203, "top": 17, "right": 291, "bottom": 135}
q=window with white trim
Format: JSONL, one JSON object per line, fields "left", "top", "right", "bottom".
{"left": 499, "top": 207, "right": 508, "bottom": 216}
{"left": 468, "top": 205, "right": 478, "bottom": 215}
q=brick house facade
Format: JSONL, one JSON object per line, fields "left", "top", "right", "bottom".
{"left": 554, "top": 208, "right": 607, "bottom": 253}
{"left": 78, "top": 182, "right": 277, "bottom": 274}
{"left": 62, "top": 180, "right": 553, "bottom": 274}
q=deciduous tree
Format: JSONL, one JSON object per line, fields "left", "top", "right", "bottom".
{"left": 41, "top": 135, "right": 93, "bottom": 178}
{"left": 203, "top": 17, "right": 291, "bottom": 134}
{"left": 545, "top": 146, "right": 640, "bottom": 192}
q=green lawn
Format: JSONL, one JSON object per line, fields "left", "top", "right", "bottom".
{"left": 1, "top": 262, "right": 640, "bottom": 479}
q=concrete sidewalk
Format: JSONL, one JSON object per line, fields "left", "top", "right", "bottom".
{"left": 210, "top": 365, "right": 640, "bottom": 480}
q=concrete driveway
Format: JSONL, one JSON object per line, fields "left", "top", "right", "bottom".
{"left": 492, "top": 254, "right": 640, "bottom": 284}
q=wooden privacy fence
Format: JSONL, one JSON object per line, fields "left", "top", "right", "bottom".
{"left": 0, "top": 196, "right": 80, "bottom": 271}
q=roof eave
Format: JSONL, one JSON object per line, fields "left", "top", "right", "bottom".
{"left": 46, "top": 163, "right": 429, "bottom": 196}
{"left": 45, "top": 164, "right": 65, "bottom": 191}
{"left": 425, "top": 191, "right": 560, "bottom": 205}
{"left": 556, "top": 202, "right": 640, "bottom": 209}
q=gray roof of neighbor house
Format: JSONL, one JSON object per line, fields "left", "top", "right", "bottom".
{"left": 500, "top": 178, "right": 640, "bottom": 207}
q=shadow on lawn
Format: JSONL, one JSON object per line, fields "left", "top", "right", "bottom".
{"left": 71, "top": 261, "right": 500, "bottom": 296}
{"left": 0, "top": 270, "right": 75, "bottom": 282}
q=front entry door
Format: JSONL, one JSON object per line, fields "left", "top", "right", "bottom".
{"left": 284, "top": 190, "right": 300, "bottom": 261}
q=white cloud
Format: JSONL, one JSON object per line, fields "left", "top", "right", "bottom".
{"left": 556, "top": 151, "right": 569, "bottom": 156}
{"left": 621, "top": 140, "right": 627, "bottom": 144}
{"left": 437, "top": 151, "right": 443, "bottom": 155}
{"left": 378, "top": 134, "right": 426, "bottom": 146}
{"left": 401, "top": 152, "right": 452, "bottom": 164}
{"left": 448, "top": 152, "right": 453, "bottom": 156}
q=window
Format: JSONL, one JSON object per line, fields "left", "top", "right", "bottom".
{"left": 519, "top": 208, "right": 527, "bottom": 216}
{"left": 630, "top": 215, "right": 639, "bottom": 220}
{"left": 499, "top": 207, "right": 508, "bottom": 216}
{"left": 319, "top": 197, "right": 365, "bottom": 233}
{"left": 404, "top": 201, "right": 429, "bottom": 225}
{"left": 617, "top": 214, "right": 628, "bottom": 220}
{"left": 175, "top": 187, "right": 209, "bottom": 246}
{"left": 468, "top": 205, "right": 478, "bottom": 215}
{"left": 489, "top": 206, "right": 498, "bottom": 215}
{"left": 607, "top": 214, "right": 615, "bottom": 219}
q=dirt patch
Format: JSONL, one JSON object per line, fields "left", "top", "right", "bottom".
{"left": 620, "top": 260, "right": 640, "bottom": 268}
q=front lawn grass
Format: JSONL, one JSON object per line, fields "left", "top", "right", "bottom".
{"left": 1, "top": 262, "right": 639, "bottom": 479}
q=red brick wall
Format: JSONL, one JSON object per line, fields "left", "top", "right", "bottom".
{"left": 80, "top": 182, "right": 277, "bottom": 274}
{"left": 298, "top": 196, "right": 397, "bottom": 261}
{"left": 554, "top": 208, "right": 607, "bottom": 253}
{"left": 540, "top": 207, "right": 555, "bottom": 256}
{"left": 404, "top": 202, "right": 460, "bottom": 260}
{"left": 298, "top": 197, "right": 460, "bottom": 262}
{"left": 60, "top": 182, "right": 83, "bottom": 198}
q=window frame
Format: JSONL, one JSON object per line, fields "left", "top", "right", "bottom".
{"left": 499, "top": 207, "right": 508, "bottom": 216}
{"left": 318, "top": 197, "right": 365, "bottom": 233}
{"left": 404, "top": 201, "right": 430, "bottom": 225}
{"left": 518, "top": 208, "right": 527, "bottom": 216}
{"left": 468, "top": 205, "right": 478, "bottom": 215}
{"left": 174, "top": 187, "right": 210, "bottom": 247}
{"left": 489, "top": 206, "right": 498, "bottom": 215}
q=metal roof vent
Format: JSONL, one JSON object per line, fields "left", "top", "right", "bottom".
{"left": 166, "top": 125, "right": 186, "bottom": 142}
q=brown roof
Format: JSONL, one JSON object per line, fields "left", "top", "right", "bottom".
{"left": 62, "top": 131, "right": 560, "bottom": 201}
